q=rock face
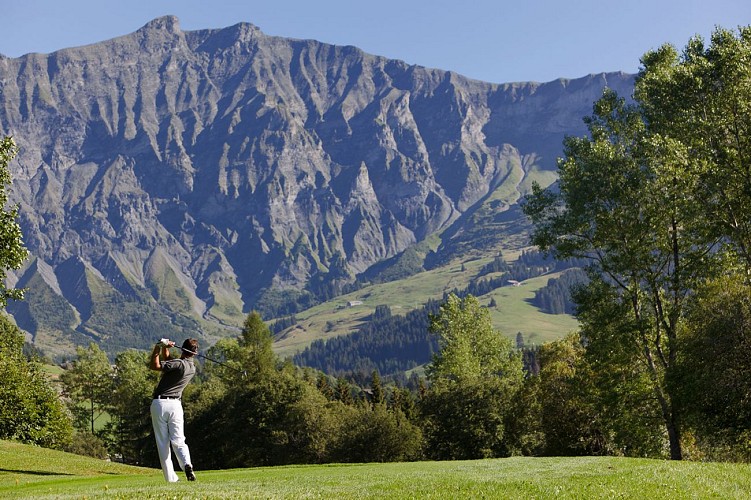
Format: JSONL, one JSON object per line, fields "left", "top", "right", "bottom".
{"left": 0, "top": 16, "right": 634, "bottom": 354}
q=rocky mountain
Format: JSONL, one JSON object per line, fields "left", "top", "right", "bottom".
{"left": 0, "top": 16, "right": 634, "bottom": 356}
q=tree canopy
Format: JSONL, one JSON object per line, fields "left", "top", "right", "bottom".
{"left": 523, "top": 26, "right": 751, "bottom": 460}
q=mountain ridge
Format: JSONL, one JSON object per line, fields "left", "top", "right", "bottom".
{"left": 0, "top": 16, "right": 634, "bottom": 356}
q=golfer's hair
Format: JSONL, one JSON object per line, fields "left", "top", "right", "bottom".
{"left": 182, "top": 338, "right": 198, "bottom": 357}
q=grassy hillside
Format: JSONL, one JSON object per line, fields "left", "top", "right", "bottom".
{"left": 273, "top": 253, "right": 579, "bottom": 358}
{"left": 3, "top": 440, "right": 751, "bottom": 499}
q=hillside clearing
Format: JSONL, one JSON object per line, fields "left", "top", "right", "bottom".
{"left": 273, "top": 254, "right": 578, "bottom": 358}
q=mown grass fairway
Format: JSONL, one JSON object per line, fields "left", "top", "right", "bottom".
{"left": 3, "top": 441, "right": 751, "bottom": 499}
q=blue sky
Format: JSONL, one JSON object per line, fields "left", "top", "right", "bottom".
{"left": 2, "top": 0, "right": 750, "bottom": 84}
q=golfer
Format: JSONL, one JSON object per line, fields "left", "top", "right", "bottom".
{"left": 149, "top": 338, "right": 198, "bottom": 482}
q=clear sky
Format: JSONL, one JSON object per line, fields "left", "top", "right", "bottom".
{"left": 2, "top": 0, "right": 750, "bottom": 84}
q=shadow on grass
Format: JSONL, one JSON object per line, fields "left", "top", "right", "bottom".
{"left": 0, "top": 468, "right": 73, "bottom": 476}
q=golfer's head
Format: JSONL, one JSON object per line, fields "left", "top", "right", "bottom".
{"left": 182, "top": 338, "right": 198, "bottom": 357}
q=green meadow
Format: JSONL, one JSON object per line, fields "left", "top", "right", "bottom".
{"left": 273, "top": 254, "right": 577, "bottom": 358}
{"left": 3, "top": 440, "right": 751, "bottom": 499}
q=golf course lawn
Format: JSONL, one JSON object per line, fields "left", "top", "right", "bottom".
{"left": 2, "top": 440, "right": 751, "bottom": 498}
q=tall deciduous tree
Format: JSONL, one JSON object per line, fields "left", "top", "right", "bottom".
{"left": 0, "top": 137, "right": 28, "bottom": 307}
{"left": 522, "top": 90, "right": 708, "bottom": 460}
{"left": 421, "top": 294, "right": 522, "bottom": 460}
{"left": 0, "top": 314, "right": 72, "bottom": 448}
{"left": 61, "top": 343, "right": 114, "bottom": 434}
{"left": 523, "top": 26, "right": 751, "bottom": 460}
{"left": 636, "top": 27, "right": 751, "bottom": 272}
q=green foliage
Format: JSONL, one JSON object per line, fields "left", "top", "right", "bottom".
{"left": 0, "top": 314, "right": 72, "bottom": 449}
{"left": 421, "top": 294, "right": 523, "bottom": 460}
{"left": 370, "top": 370, "right": 384, "bottom": 405}
{"left": 427, "top": 294, "right": 521, "bottom": 386}
{"left": 532, "top": 268, "right": 587, "bottom": 315}
{"left": 60, "top": 343, "right": 114, "bottom": 434}
{"left": 537, "top": 334, "right": 608, "bottom": 456}
{"left": 522, "top": 57, "right": 727, "bottom": 458}
{"left": 108, "top": 350, "right": 160, "bottom": 466}
{"left": 334, "top": 403, "right": 424, "bottom": 462}
{"left": 274, "top": 385, "right": 351, "bottom": 464}
{"left": 421, "top": 378, "right": 515, "bottom": 460}
{"left": 239, "top": 311, "right": 277, "bottom": 377}
{"left": 0, "top": 137, "right": 29, "bottom": 307}
{"left": 188, "top": 369, "right": 310, "bottom": 468}
{"left": 185, "top": 311, "right": 427, "bottom": 468}
{"left": 293, "top": 298, "right": 440, "bottom": 377}
{"left": 254, "top": 287, "right": 316, "bottom": 318}
{"left": 502, "top": 375, "right": 545, "bottom": 456}
{"left": 577, "top": 285, "right": 667, "bottom": 458}
{"left": 359, "top": 246, "right": 426, "bottom": 284}
{"left": 677, "top": 274, "right": 751, "bottom": 460}
{"left": 64, "top": 431, "right": 109, "bottom": 460}
{"left": 636, "top": 27, "right": 751, "bottom": 270}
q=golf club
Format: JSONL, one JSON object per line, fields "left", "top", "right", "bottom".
{"left": 158, "top": 339, "right": 247, "bottom": 378}
{"left": 180, "top": 346, "right": 248, "bottom": 378}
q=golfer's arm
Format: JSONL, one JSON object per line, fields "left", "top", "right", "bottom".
{"left": 149, "top": 345, "right": 163, "bottom": 371}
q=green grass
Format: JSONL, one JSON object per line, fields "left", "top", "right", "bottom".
{"left": 484, "top": 271, "right": 580, "bottom": 345}
{"left": 3, "top": 440, "right": 751, "bottom": 499}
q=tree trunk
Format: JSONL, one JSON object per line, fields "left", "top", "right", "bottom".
{"left": 666, "top": 411, "right": 683, "bottom": 460}
{"left": 650, "top": 372, "right": 683, "bottom": 460}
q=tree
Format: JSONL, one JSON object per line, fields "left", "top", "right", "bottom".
{"left": 523, "top": 82, "right": 717, "bottom": 459}
{"left": 0, "top": 313, "right": 72, "bottom": 448}
{"left": 334, "top": 377, "right": 354, "bottom": 405}
{"left": 636, "top": 27, "right": 751, "bottom": 272}
{"left": 108, "top": 350, "right": 160, "bottom": 465}
{"left": 524, "top": 26, "right": 751, "bottom": 460}
{"left": 536, "top": 334, "right": 605, "bottom": 456}
{"left": 502, "top": 374, "right": 544, "bottom": 457}
{"left": 426, "top": 294, "right": 521, "bottom": 386}
{"left": 370, "top": 370, "right": 384, "bottom": 406}
{"left": 421, "top": 294, "right": 523, "bottom": 460}
{"left": 0, "top": 138, "right": 70, "bottom": 449}
{"left": 61, "top": 343, "right": 114, "bottom": 434}
{"left": 0, "top": 137, "right": 29, "bottom": 307}
{"left": 334, "top": 402, "right": 423, "bottom": 463}
{"left": 238, "top": 310, "right": 277, "bottom": 378}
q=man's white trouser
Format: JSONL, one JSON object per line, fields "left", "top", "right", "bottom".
{"left": 150, "top": 398, "right": 192, "bottom": 482}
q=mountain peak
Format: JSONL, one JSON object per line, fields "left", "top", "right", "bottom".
{"left": 139, "top": 15, "right": 181, "bottom": 34}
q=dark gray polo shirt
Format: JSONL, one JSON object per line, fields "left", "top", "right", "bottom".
{"left": 153, "top": 358, "right": 196, "bottom": 399}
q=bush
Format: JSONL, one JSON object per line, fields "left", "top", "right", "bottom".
{"left": 332, "top": 403, "right": 424, "bottom": 462}
{"left": 65, "top": 431, "right": 109, "bottom": 459}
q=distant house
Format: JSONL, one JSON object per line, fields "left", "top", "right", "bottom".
{"left": 346, "top": 300, "right": 363, "bottom": 307}
{"left": 508, "top": 280, "right": 521, "bottom": 287}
